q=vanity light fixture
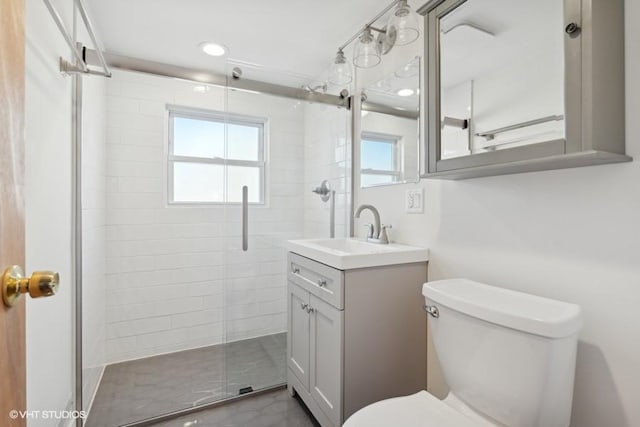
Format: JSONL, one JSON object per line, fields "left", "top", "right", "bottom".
{"left": 388, "top": 0, "right": 420, "bottom": 45}
{"left": 199, "top": 42, "right": 227, "bottom": 57}
{"left": 353, "top": 28, "right": 382, "bottom": 69}
{"left": 329, "top": 0, "right": 420, "bottom": 84}
{"left": 329, "top": 48, "right": 353, "bottom": 84}
{"left": 394, "top": 57, "right": 420, "bottom": 78}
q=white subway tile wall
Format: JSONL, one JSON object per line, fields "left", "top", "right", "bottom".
{"left": 104, "top": 70, "right": 349, "bottom": 363}
{"left": 304, "top": 103, "right": 351, "bottom": 239}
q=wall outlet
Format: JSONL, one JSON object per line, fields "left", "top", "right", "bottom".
{"left": 406, "top": 189, "right": 424, "bottom": 214}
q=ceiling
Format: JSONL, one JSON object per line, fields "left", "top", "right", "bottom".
{"left": 85, "top": 0, "right": 424, "bottom": 86}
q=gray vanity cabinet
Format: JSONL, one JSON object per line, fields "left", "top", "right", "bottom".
{"left": 288, "top": 281, "right": 343, "bottom": 426}
{"left": 287, "top": 252, "right": 428, "bottom": 427}
{"left": 308, "top": 294, "right": 343, "bottom": 424}
{"left": 288, "top": 282, "right": 311, "bottom": 390}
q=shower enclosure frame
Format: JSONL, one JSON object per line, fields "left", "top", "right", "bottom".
{"left": 73, "top": 48, "right": 354, "bottom": 426}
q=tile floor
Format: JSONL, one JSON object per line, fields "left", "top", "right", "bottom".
{"left": 148, "top": 389, "right": 319, "bottom": 427}
{"left": 87, "top": 333, "right": 288, "bottom": 427}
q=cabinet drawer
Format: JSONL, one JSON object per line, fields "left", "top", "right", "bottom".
{"left": 288, "top": 252, "right": 344, "bottom": 309}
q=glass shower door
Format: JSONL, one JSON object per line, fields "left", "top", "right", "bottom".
{"left": 221, "top": 70, "right": 293, "bottom": 399}
{"left": 221, "top": 63, "right": 352, "bottom": 401}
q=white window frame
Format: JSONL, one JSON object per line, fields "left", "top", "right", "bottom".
{"left": 167, "top": 105, "right": 266, "bottom": 205}
{"left": 360, "top": 131, "right": 401, "bottom": 185}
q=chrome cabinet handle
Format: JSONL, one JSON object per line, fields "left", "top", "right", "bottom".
{"left": 292, "top": 266, "right": 300, "bottom": 274}
{"left": 300, "top": 303, "right": 308, "bottom": 311}
{"left": 307, "top": 306, "right": 315, "bottom": 314}
{"left": 317, "top": 279, "right": 327, "bottom": 287}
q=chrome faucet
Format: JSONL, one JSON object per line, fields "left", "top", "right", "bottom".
{"left": 354, "top": 204, "right": 392, "bottom": 244}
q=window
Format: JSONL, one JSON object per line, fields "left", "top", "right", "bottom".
{"left": 168, "top": 107, "right": 265, "bottom": 204}
{"left": 360, "top": 132, "right": 400, "bottom": 187}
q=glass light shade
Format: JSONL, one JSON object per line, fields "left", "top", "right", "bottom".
{"left": 394, "top": 57, "right": 420, "bottom": 78}
{"left": 328, "top": 49, "right": 353, "bottom": 85}
{"left": 388, "top": 0, "right": 420, "bottom": 46}
{"left": 373, "top": 78, "right": 392, "bottom": 92}
{"left": 353, "top": 28, "right": 381, "bottom": 69}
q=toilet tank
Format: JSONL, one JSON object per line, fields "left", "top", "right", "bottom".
{"left": 423, "top": 279, "right": 582, "bottom": 427}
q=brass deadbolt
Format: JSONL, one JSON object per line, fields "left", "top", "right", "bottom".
{"left": 2, "top": 265, "right": 60, "bottom": 307}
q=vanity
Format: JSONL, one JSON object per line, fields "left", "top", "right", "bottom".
{"left": 286, "top": 238, "right": 429, "bottom": 427}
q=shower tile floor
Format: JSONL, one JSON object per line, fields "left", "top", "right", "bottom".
{"left": 87, "top": 333, "right": 288, "bottom": 427}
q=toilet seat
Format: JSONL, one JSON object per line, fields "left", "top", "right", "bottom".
{"left": 343, "top": 391, "right": 491, "bottom": 427}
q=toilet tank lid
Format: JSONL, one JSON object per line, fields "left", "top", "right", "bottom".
{"left": 423, "top": 279, "right": 582, "bottom": 338}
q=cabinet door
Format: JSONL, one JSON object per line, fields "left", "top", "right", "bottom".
{"left": 288, "top": 281, "right": 310, "bottom": 390}
{"left": 309, "top": 294, "right": 343, "bottom": 426}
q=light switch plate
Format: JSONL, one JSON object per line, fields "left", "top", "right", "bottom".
{"left": 406, "top": 189, "right": 424, "bottom": 214}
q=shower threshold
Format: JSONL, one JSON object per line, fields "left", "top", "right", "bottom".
{"left": 86, "top": 332, "right": 287, "bottom": 427}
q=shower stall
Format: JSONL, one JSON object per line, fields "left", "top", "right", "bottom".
{"left": 79, "top": 57, "right": 352, "bottom": 426}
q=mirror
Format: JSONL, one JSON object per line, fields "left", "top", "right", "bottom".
{"left": 421, "top": 0, "right": 629, "bottom": 179}
{"left": 360, "top": 57, "right": 421, "bottom": 188}
{"left": 438, "top": 0, "right": 565, "bottom": 159}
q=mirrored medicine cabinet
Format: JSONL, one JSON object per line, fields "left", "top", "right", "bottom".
{"left": 418, "top": 0, "right": 631, "bottom": 179}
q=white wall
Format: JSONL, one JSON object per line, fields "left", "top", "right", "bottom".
{"left": 104, "top": 70, "right": 305, "bottom": 362}
{"left": 24, "top": 0, "right": 75, "bottom": 424}
{"left": 355, "top": 1, "right": 640, "bottom": 426}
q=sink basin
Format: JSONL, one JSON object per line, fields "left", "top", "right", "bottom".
{"left": 287, "top": 238, "right": 429, "bottom": 270}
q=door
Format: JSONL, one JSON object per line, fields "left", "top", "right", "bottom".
{"left": 1, "top": 0, "right": 26, "bottom": 425}
{"left": 288, "top": 282, "right": 310, "bottom": 389}
{"left": 309, "top": 294, "right": 343, "bottom": 426}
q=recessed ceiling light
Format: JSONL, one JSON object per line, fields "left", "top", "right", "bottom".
{"left": 199, "top": 42, "right": 227, "bottom": 57}
{"left": 361, "top": 110, "right": 369, "bottom": 117}
{"left": 193, "top": 85, "right": 210, "bottom": 93}
{"left": 396, "top": 88, "right": 415, "bottom": 97}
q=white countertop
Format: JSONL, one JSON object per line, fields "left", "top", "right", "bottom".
{"left": 287, "top": 238, "right": 429, "bottom": 270}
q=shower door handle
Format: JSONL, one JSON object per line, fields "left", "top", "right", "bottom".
{"left": 242, "top": 186, "right": 248, "bottom": 251}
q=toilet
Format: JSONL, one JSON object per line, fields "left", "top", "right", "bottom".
{"left": 344, "top": 279, "right": 582, "bottom": 427}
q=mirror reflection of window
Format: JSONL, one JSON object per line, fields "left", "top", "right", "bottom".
{"left": 360, "top": 57, "right": 421, "bottom": 188}
{"left": 439, "top": 0, "right": 565, "bottom": 159}
{"left": 361, "top": 132, "right": 401, "bottom": 186}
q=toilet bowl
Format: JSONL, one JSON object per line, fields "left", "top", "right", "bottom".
{"left": 343, "top": 390, "right": 499, "bottom": 427}
{"left": 344, "top": 279, "right": 582, "bottom": 427}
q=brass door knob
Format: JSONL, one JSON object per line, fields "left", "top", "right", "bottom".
{"left": 2, "top": 265, "right": 60, "bottom": 307}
